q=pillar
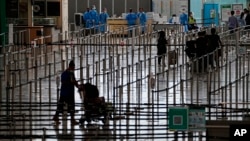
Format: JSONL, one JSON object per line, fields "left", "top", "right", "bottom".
{"left": 61, "top": 0, "right": 69, "bottom": 40}
{"left": 0, "top": 0, "right": 6, "bottom": 46}
{"left": 28, "top": 0, "right": 33, "bottom": 26}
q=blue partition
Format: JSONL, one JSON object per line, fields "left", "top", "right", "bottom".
{"left": 203, "top": 3, "right": 219, "bottom": 26}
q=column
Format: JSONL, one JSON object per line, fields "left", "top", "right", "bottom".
{"left": 0, "top": 0, "right": 6, "bottom": 46}
{"left": 28, "top": 0, "right": 33, "bottom": 26}
{"left": 0, "top": 0, "right": 6, "bottom": 33}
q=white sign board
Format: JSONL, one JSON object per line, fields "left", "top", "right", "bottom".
{"left": 221, "top": 4, "right": 232, "bottom": 22}
{"left": 232, "top": 4, "right": 243, "bottom": 17}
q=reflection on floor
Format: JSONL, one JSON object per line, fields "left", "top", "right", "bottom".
{"left": 0, "top": 29, "right": 250, "bottom": 141}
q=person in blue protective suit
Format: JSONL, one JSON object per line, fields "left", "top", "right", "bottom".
{"left": 89, "top": 5, "right": 99, "bottom": 33}
{"left": 137, "top": 8, "right": 147, "bottom": 34}
{"left": 99, "top": 8, "right": 109, "bottom": 33}
{"left": 83, "top": 8, "right": 91, "bottom": 28}
{"left": 179, "top": 9, "right": 188, "bottom": 32}
{"left": 168, "top": 14, "right": 176, "bottom": 23}
{"left": 126, "top": 8, "right": 138, "bottom": 37}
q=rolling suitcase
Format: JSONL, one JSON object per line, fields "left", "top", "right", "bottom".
{"left": 168, "top": 50, "right": 177, "bottom": 65}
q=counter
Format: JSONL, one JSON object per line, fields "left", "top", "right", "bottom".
{"left": 107, "top": 18, "right": 153, "bottom": 35}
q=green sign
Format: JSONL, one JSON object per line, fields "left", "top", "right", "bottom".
{"left": 169, "top": 106, "right": 206, "bottom": 131}
{"left": 221, "top": 4, "right": 232, "bottom": 22}
{"left": 169, "top": 107, "right": 188, "bottom": 131}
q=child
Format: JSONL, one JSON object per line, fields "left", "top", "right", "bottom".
{"left": 157, "top": 31, "right": 168, "bottom": 65}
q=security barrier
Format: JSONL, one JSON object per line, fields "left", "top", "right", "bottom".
{"left": 0, "top": 24, "right": 250, "bottom": 140}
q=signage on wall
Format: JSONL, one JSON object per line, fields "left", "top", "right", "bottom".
{"left": 221, "top": 4, "right": 232, "bottom": 22}
{"left": 169, "top": 107, "right": 189, "bottom": 130}
{"left": 188, "top": 106, "right": 206, "bottom": 131}
{"left": 169, "top": 106, "right": 206, "bottom": 131}
{"left": 232, "top": 4, "right": 243, "bottom": 17}
{"left": 210, "top": 9, "right": 216, "bottom": 18}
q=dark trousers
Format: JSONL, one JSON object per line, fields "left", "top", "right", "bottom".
{"left": 198, "top": 56, "right": 208, "bottom": 72}
{"left": 158, "top": 54, "right": 165, "bottom": 65}
{"left": 208, "top": 54, "right": 214, "bottom": 67}
{"left": 55, "top": 96, "right": 75, "bottom": 116}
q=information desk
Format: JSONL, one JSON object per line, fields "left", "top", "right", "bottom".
{"left": 107, "top": 18, "right": 129, "bottom": 34}
{"left": 107, "top": 18, "right": 153, "bottom": 35}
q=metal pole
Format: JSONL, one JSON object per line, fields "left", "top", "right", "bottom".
{"left": 99, "top": 0, "right": 102, "bottom": 14}
{"left": 125, "top": 0, "right": 127, "bottom": 13}
{"left": 75, "top": 0, "right": 78, "bottom": 13}
{"left": 31, "top": 5, "right": 34, "bottom": 26}
{"left": 112, "top": 0, "right": 114, "bottom": 16}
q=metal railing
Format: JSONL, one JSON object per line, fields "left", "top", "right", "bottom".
{"left": 0, "top": 24, "right": 249, "bottom": 140}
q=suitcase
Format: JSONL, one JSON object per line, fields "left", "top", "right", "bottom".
{"left": 168, "top": 50, "right": 177, "bottom": 65}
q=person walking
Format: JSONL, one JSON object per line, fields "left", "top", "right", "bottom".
{"left": 126, "top": 8, "right": 137, "bottom": 37}
{"left": 53, "top": 60, "right": 79, "bottom": 125}
{"left": 137, "top": 8, "right": 147, "bottom": 34}
{"left": 99, "top": 8, "right": 109, "bottom": 33}
{"left": 207, "top": 28, "right": 223, "bottom": 68}
{"left": 179, "top": 9, "right": 188, "bottom": 32}
{"left": 157, "top": 31, "right": 168, "bottom": 66}
{"left": 228, "top": 10, "right": 238, "bottom": 33}
{"left": 196, "top": 31, "right": 209, "bottom": 72}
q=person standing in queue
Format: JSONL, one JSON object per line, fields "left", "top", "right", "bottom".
{"left": 157, "top": 31, "right": 168, "bottom": 66}
{"left": 137, "top": 7, "right": 147, "bottom": 34}
{"left": 228, "top": 10, "right": 238, "bottom": 33}
{"left": 89, "top": 5, "right": 99, "bottom": 33}
{"left": 126, "top": 8, "right": 138, "bottom": 37}
{"left": 99, "top": 8, "right": 109, "bottom": 33}
{"left": 196, "top": 31, "right": 209, "bottom": 72}
{"left": 83, "top": 8, "right": 91, "bottom": 35}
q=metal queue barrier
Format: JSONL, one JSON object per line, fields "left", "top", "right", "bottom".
{"left": 0, "top": 24, "right": 250, "bottom": 140}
